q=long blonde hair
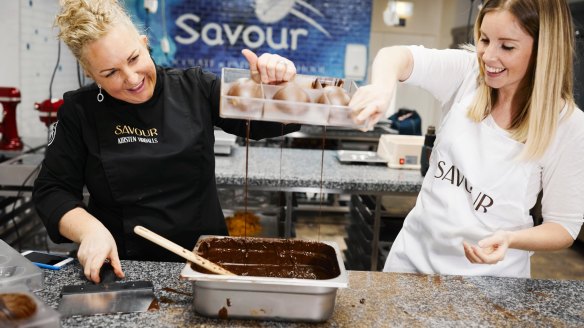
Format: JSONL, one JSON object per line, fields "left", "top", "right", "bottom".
{"left": 55, "top": 0, "right": 138, "bottom": 69}
{"left": 467, "top": 0, "right": 576, "bottom": 159}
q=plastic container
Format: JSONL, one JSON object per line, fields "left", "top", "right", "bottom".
{"left": 0, "top": 239, "right": 43, "bottom": 292}
{"left": 220, "top": 68, "right": 367, "bottom": 129}
{"left": 213, "top": 129, "right": 237, "bottom": 155}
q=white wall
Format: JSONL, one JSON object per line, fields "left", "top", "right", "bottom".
{"left": 366, "top": 0, "right": 493, "bottom": 132}
{"left": 369, "top": 0, "right": 453, "bottom": 133}
{"left": 0, "top": 1, "right": 20, "bottom": 87}
{"left": 0, "top": 0, "right": 79, "bottom": 140}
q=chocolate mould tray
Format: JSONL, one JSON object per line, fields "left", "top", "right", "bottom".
{"left": 0, "top": 239, "right": 43, "bottom": 292}
{"left": 0, "top": 285, "right": 60, "bottom": 328}
{"left": 180, "top": 235, "right": 348, "bottom": 322}
{"left": 219, "top": 67, "right": 367, "bottom": 129}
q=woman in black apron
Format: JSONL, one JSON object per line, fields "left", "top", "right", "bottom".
{"left": 33, "top": 0, "right": 299, "bottom": 283}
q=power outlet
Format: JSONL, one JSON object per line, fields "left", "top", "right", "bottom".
{"left": 344, "top": 44, "right": 367, "bottom": 81}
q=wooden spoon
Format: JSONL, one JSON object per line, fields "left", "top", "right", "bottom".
{"left": 133, "top": 226, "right": 236, "bottom": 276}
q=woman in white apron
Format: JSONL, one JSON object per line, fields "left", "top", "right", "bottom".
{"left": 350, "top": 0, "right": 584, "bottom": 277}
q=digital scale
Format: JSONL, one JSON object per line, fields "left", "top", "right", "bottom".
{"left": 336, "top": 134, "right": 424, "bottom": 170}
{"left": 377, "top": 134, "right": 424, "bottom": 170}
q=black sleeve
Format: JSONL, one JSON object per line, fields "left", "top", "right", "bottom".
{"left": 199, "top": 69, "right": 301, "bottom": 140}
{"left": 32, "top": 92, "right": 87, "bottom": 244}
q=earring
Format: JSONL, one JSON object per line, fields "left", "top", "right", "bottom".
{"left": 97, "top": 84, "right": 104, "bottom": 103}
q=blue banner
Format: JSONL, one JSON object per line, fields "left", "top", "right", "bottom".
{"left": 124, "top": 0, "right": 372, "bottom": 81}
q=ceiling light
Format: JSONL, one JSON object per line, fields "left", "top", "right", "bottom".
{"left": 383, "top": 1, "right": 414, "bottom": 27}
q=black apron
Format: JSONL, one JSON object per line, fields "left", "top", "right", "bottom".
{"left": 93, "top": 74, "right": 227, "bottom": 261}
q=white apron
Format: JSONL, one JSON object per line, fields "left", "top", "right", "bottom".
{"left": 384, "top": 94, "right": 536, "bottom": 278}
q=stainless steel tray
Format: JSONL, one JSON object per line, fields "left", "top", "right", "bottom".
{"left": 336, "top": 150, "right": 388, "bottom": 164}
{"left": 180, "top": 235, "right": 348, "bottom": 322}
{"left": 220, "top": 68, "right": 368, "bottom": 129}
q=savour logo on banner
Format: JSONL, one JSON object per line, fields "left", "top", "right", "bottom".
{"left": 124, "top": 0, "right": 372, "bottom": 81}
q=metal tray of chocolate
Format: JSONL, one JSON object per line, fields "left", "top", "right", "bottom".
{"left": 180, "top": 235, "right": 348, "bottom": 322}
{"left": 220, "top": 67, "right": 368, "bottom": 129}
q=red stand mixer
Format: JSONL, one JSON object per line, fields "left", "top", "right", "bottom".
{"left": 34, "top": 98, "right": 63, "bottom": 127}
{"left": 0, "top": 87, "right": 23, "bottom": 151}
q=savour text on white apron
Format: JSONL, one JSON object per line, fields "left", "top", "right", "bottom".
{"left": 434, "top": 160, "right": 494, "bottom": 213}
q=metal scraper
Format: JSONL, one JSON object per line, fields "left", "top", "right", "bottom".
{"left": 58, "top": 263, "right": 157, "bottom": 317}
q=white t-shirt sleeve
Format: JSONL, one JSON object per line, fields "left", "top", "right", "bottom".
{"left": 540, "top": 109, "right": 584, "bottom": 239}
{"left": 404, "top": 45, "right": 479, "bottom": 112}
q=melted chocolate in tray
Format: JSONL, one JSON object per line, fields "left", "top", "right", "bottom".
{"left": 192, "top": 237, "right": 340, "bottom": 280}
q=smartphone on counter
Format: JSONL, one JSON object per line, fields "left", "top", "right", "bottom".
{"left": 21, "top": 250, "right": 74, "bottom": 270}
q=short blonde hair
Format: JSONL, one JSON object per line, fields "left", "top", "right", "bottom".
{"left": 467, "top": 0, "right": 576, "bottom": 160}
{"left": 55, "top": 0, "right": 139, "bottom": 69}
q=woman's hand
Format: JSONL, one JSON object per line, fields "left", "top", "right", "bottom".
{"left": 59, "top": 207, "right": 125, "bottom": 283}
{"left": 462, "top": 231, "right": 512, "bottom": 264}
{"left": 348, "top": 46, "right": 413, "bottom": 131}
{"left": 76, "top": 225, "right": 125, "bottom": 283}
{"left": 349, "top": 83, "right": 396, "bottom": 131}
{"left": 241, "top": 49, "right": 296, "bottom": 84}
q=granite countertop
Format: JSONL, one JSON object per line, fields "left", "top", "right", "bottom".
{"left": 215, "top": 146, "right": 423, "bottom": 193}
{"left": 35, "top": 260, "right": 584, "bottom": 327}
